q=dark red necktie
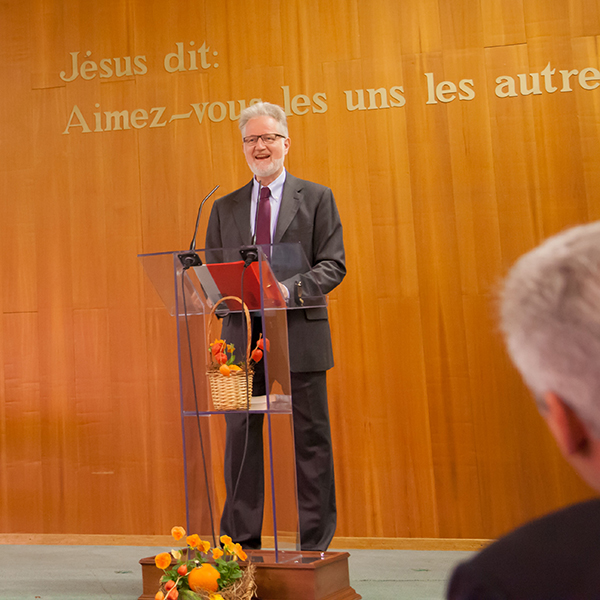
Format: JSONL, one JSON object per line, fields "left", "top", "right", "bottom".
{"left": 256, "top": 186, "right": 271, "bottom": 245}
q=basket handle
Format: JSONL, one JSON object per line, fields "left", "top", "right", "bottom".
{"left": 207, "top": 296, "right": 252, "bottom": 364}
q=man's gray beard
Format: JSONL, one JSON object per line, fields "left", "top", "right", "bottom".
{"left": 247, "top": 157, "right": 284, "bottom": 179}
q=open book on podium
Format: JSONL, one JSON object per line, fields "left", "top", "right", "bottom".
{"left": 190, "top": 259, "right": 285, "bottom": 310}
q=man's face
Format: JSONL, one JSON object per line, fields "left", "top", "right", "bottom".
{"left": 242, "top": 115, "right": 290, "bottom": 184}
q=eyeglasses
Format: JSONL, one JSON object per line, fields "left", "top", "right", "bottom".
{"left": 243, "top": 133, "right": 287, "bottom": 145}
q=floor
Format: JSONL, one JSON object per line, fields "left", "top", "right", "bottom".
{"left": 0, "top": 544, "right": 475, "bottom": 600}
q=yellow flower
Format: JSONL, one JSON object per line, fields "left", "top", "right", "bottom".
{"left": 186, "top": 534, "right": 201, "bottom": 549}
{"left": 171, "top": 526, "right": 186, "bottom": 541}
{"left": 210, "top": 595, "right": 225, "bottom": 600}
{"left": 220, "top": 534, "right": 234, "bottom": 552}
{"left": 233, "top": 543, "right": 247, "bottom": 561}
{"left": 154, "top": 552, "right": 171, "bottom": 570}
{"left": 212, "top": 547, "right": 224, "bottom": 560}
{"left": 171, "top": 550, "right": 182, "bottom": 561}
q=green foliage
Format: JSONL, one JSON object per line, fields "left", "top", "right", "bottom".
{"left": 215, "top": 557, "right": 243, "bottom": 590}
{"left": 179, "top": 590, "right": 201, "bottom": 600}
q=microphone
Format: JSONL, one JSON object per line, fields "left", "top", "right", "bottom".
{"left": 240, "top": 246, "right": 258, "bottom": 267}
{"left": 178, "top": 185, "right": 220, "bottom": 269}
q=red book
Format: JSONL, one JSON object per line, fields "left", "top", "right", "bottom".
{"left": 199, "top": 260, "right": 285, "bottom": 310}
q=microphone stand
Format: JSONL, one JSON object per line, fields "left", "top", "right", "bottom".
{"left": 178, "top": 184, "right": 220, "bottom": 269}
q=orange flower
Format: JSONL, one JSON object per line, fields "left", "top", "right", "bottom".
{"left": 171, "top": 526, "right": 186, "bottom": 541}
{"left": 210, "top": 340, "right": 224, "bottom": 356}
{"left": 198, "top": 539, "right": 211, "bottom": 553}
{"left": 186, "top": 534, "right": 201, "bottom": 549}
{"left": 233, "top": 543, "right": 247, "bottom": 561}
{"left": 155, "top": 552, "right": 171, "bottom": 570}
{"left": 212, "top": 547, "right": 224, "bottom": 560}
{"left": 220, "top": 534, "right": 236, "bottom": 554}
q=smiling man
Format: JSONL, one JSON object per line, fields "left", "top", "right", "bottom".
{"left": 205, "top": 102, "right": 346, "bottom": 551}
{"left": 242, "top": 114, "right": 290, "bottom": 184}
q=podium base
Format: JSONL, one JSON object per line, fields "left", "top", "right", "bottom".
{"left": 139, "top": 550, "right": 361, "bottom": 600}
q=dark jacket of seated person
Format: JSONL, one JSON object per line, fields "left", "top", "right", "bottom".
{"left": 447, "top": 497, "right": 600, "bottom": 600}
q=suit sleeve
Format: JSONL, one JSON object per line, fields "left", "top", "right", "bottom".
{"left": 308, "top": 187, "right": 346, "bottom": 295}
{"left": 281, "top": 185, "right": 345, "bottom": 300}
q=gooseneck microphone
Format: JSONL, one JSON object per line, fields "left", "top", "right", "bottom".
{"left": 178, "top": 184, "right": 220, "bottom": 269}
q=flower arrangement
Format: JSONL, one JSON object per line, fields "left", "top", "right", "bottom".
{"left": 208, "top": 335, "right": 269, "bottom": 378}
{"left": 154, "top": 527, "right": 255, "bottom": 600}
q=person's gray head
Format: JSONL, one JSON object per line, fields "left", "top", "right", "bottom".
{"left": 238, "top": 102, "right": 288, "bottom": 138}
{"left": 500, "top": 221, "right": 600, "bottom": 436}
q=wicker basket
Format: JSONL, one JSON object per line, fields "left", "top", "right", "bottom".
{"left": 192, "top": 562, "right": 257, "bottom": 600}
{"left": 207, "top": 296, "right": 253, "bottom": 411}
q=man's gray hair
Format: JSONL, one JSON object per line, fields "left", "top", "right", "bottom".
{"left": 500, "top": 221, "right": 600, "bottom": 435}
{"left": 239, "top": 102, "right": 288, "bottom": 137}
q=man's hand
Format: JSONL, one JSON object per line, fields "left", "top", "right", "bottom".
{"left": 277, "top": 281, "right": 290, "bottom": 302}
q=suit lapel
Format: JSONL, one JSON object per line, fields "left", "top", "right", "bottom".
{"left": 274, "top": 174, "right": 301, "bottom": 243}
{"left": 231, "top": 181, "right": 254, "bottom": 245}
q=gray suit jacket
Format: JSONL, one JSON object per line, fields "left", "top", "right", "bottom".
{"left": 205, "top": 173, "right": 346, "bottom": 372}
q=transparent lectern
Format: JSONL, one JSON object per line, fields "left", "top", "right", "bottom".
{"left": 139, "top": 243, "right": 327, "bottom": 562}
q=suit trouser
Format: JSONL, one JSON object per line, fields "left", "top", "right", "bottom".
{"left": 219, "top": 370, "right": 337, "bottom": 551}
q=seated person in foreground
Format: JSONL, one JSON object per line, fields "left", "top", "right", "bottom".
{"left": 447, "top": 221, "right": 600, "bottom": 600}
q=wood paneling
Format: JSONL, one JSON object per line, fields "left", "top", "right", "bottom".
{"left": 1, "top": 0, "right": 599, "bottom": 541}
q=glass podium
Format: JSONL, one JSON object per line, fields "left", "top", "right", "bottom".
{"left": 139, "top": 243, "right": 327, "bottom": 562}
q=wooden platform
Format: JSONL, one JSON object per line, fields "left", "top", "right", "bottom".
{"left": 140, "top": 550, "right": 361, "bottom": 600}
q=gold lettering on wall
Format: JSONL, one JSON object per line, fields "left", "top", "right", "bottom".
{"left": 59, "top": 51, "right": 147, "bottom": 82}
{"left": 57, "top": 44, "right": 600, "bottom": 135}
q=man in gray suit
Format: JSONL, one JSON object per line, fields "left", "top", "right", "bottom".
{"left": 205, "top": 102, "right": 345, "bottom": 551}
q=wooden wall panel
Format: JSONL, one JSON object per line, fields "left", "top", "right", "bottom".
{"left": 2, "top": 314, "right": 43, "bottom": 531}
{"left": 2, "top": 0, "right": 600, "bottom": 542}
{"left": 481, "top": 0, "right": 526, "bottom": 46}
{"left": 569, "top": 0, "right": 600, "bottom": 36}
{"left": 573, "top": 35, "right": 600, "bottom": 221}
